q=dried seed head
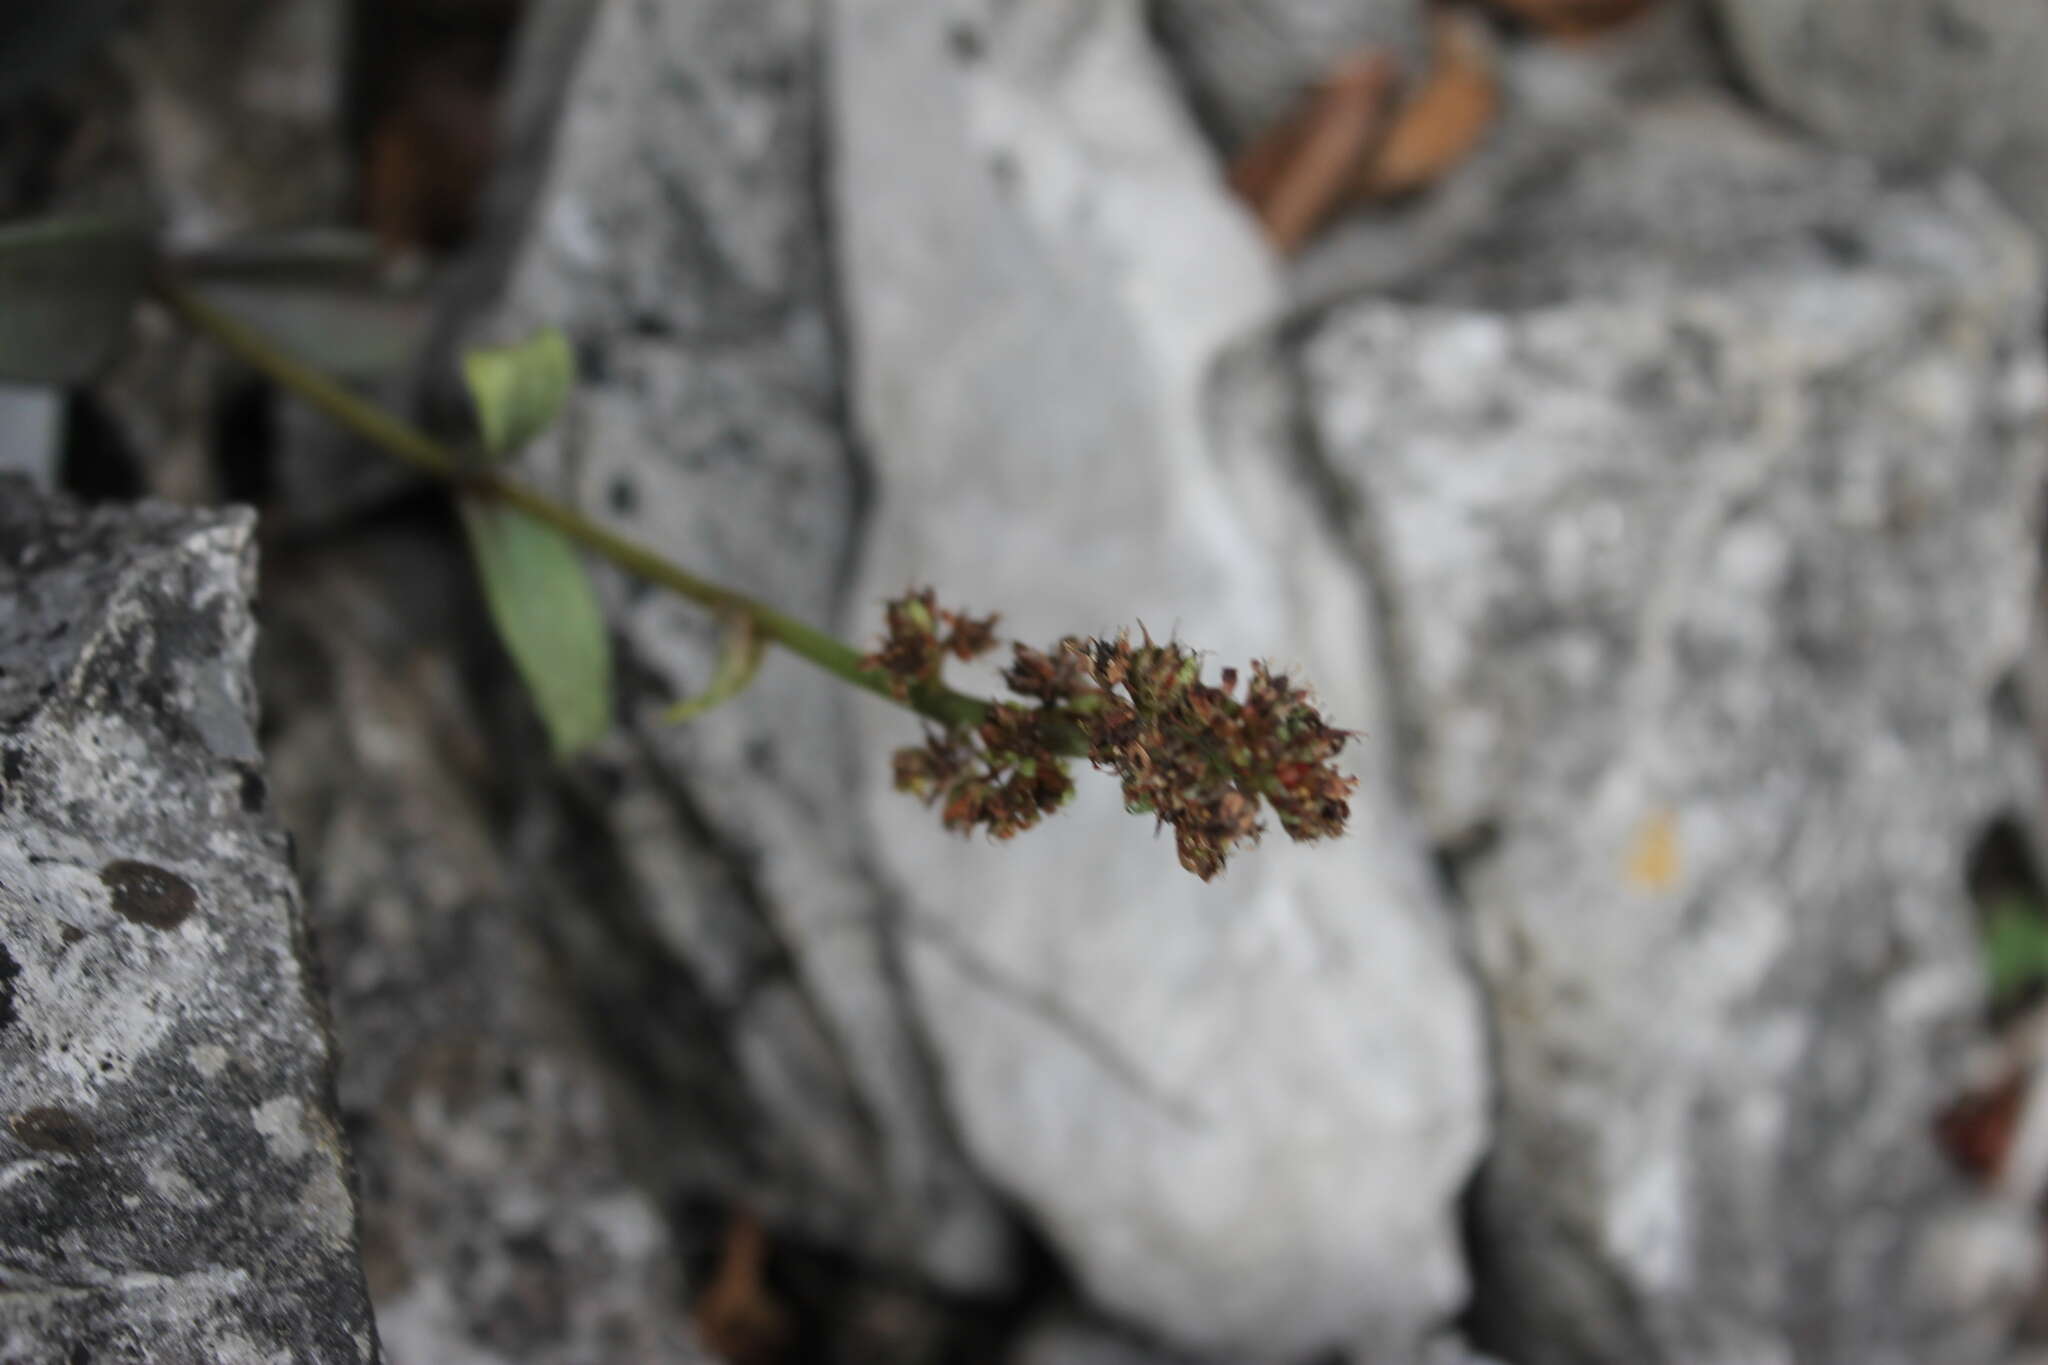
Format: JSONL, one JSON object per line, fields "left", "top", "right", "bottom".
{"left": 940, "top": 609, "right": 1002, "bottom": 661}
{"left": 871, "top": 591, "right": 1354, "bottom": 879}
{"left": 1065, "top": 637, "right": 1354, "bottom": 880}
{"left": 1003, "top": 643, "right": 1089, "bottom": 703}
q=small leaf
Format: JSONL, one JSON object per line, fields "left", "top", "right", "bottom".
{"left": 665, "top": 613, "right": 766, "bottom": 723}
{"left": 1984, "top": 896, "right": 2048, "bottom": 1003}
{"left": 0, "top": 215, "right": 154, "bottom": 383}
{"left": 461, "top": 328, "right": 574, "bottom": 458}
{"left": 458, "top": 495, "right": 614, "bottom": 758}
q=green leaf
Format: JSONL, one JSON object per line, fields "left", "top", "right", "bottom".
{"left": 664, "top": 614, "right": 766, "bottom": 723}
{"left": 1984, "top": 896, "right": 2048, "bottom": 1003}
{"left": 461, "top": 328, "right": 574, "bottom": 458}
{"left": 0, "top": 215, "right": 154, "bottom": 383}
{"left": 458, "top": 496, "right": 614, "bottom": 758}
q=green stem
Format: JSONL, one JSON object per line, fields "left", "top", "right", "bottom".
{"left": 152, "top": 269, "right": 990, "bottom": 731}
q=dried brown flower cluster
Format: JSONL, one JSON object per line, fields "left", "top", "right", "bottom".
{"left": 865, "top": 588, "right": 1001, "bottom": 698}
{"left": 864, "top": 590, "right": 1358, "bottom": 880}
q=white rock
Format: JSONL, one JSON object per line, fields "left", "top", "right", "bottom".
{"left": 1713, "top": 0, "right": 2048, "bottom": 252}
{"left": 830, "top": 2, "right": 1488, "bottom": 1357}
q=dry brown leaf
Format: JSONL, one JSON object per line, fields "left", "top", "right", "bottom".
{"left": 1227, "top": 51, "right": 1396, "bottom": 256}
{"left": 1623, "top": 808, "right": 1682, "bottom": 893}
{"left": 362, "top": 70, "right": 498, "bottom": 253}
{"left": 1483, "top": 0, "right": 1655, "bottom": 40}
{"left": 693, "top": 1209, "right": 793, "bottom": 1365}
{"left": 356, "top": 0, "right": 517, "bottom": 252}
{"left": 1936, "top": 1074, "right": 2027, "bottom": 1184}
{"left": 1358, "top": 8, "right": 1498, "bottom": 200}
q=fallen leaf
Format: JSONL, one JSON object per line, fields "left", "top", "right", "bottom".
{"left": 1358, "top": 8, "right": 1499, "bottom": 200}
{"left": 1228, "top": 50, "right": 1396, "bottom": 256}
{"left": 694, "top": 1209, "right": 793, "bottom": 1365}
{"left": 1937, "top": 1073, "right": 2026, "bottom": 1183}
{"left": 1624, "top": 808, "right": 1681, "bottom": 893}
{"left": 357, "top": 3, "right": 515, "bottom": 253}
{"left": 1483, "top": 0, "right": 1655, "bottom": 41}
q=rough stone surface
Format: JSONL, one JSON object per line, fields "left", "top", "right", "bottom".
{"left": 831, "top": 1, "right": 1487, "bottom": 1358}
{"left": 123, "top": 0, "right": 348, "bottom": 245}
{"left": 1301, "top": 99, "right": 2047, "bottom": 1364}
{"left": 0, "top": 384, "right": 61, "bottom": 490}
{"left": 1008, "top": 1316, "right": 1197, "bottom": 1365}
{"left": 474, "top": 0, "right": 1014, "bottom": 1292}
{"left": 257, "top": 528, "right": 715, "bottom": 1365}
{"left": 89, "top": 0, "right": 353, "bottom": 506}
{"left": 1712, "top": 0, "right": 2048, "bottom": 252}
{"left": 0, "top": 481, "right": 378, "bottom": 1363}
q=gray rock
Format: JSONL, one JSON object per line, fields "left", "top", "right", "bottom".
{"left": 1712, "top": 0, "right": 2048, "bottom": 254}
{"left": 0, "top": 384, "right": 62, "bottom": 490}
{"left": 830, "top": 0, "right": 1486, "bottom": 1358}
{"left": 1301, "top": 99, "right": 2047, "bottom": 1364}
{"left": 473, "top": 0, "right": 1015, "bottom": 1291}
{"left": 0, "top": 481, "right": 378, "bottom": 1363}
{"left": 1008, "top": 1315, "right": 1198, "bottom": 1365}
{"left": 91, "top": 0, "right": 352, "bottom": 505}
{"left": 256, "top": 529, "right": 715, "bottom": 1364}
{"left": 1412, "top": 1335, "right": 1515, "bottom": 1365}
{"left": 124, "top": 0, "right": 348, "bottom": 246}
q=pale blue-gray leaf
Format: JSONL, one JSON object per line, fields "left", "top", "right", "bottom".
{"left": 0, "top": 215, "right": 153, "bottom": 383}
{"left": 179, "top": 232, "right": 428, "bottom": 380}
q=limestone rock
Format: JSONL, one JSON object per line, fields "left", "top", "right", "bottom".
{"left": 1302, "top": 99, "right": 2048, "bottom": 1364}
{"left": 831, "top": 1, "right": 1487, "bottom": 1358}
{"left": 0, "top": 384, "right": 61, "bottom": 489}
{"left": 0, "top": 481, "right": 378, "bottom": 1363}
{"left": 1712, "top": 0, "right": 2048, "bottom": 252}
{"left": 1009, "top": 1316, "right": 1198, "bottom": 1365}
{"left": 124, "top": 0, "right": 348, "bottom": 246}
{"left": 257, "top": 528, "right": 715, "bottom": 1364}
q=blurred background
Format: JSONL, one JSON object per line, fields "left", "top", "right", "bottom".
{"left": 6, "top": 1, "right": 2048, "bottom": 1362}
